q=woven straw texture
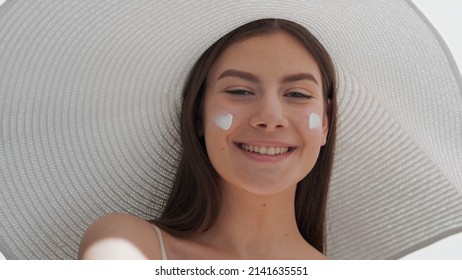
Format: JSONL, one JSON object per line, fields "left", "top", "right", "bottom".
{"left": 1, "top": 0, "right": 461, "bottom": 259}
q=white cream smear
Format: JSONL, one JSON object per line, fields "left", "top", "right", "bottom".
{"left": 309, "top": 112, "right": 322, "bottom": 130}
{"left": 214, "top": 112, "right": 233, "bottom": 131}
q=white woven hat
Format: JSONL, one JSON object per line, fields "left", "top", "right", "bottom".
{"left": 1, "top": 0, "right": 461, "bottom": 260}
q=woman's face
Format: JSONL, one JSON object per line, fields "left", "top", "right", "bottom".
{"left": 202, "top": 31, "right": 329, "bottom": 195}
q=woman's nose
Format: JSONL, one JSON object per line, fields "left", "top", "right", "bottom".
{"left": 249, "top": 95, "right": 289, "bottom": 131}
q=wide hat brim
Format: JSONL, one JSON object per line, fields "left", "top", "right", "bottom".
{"left": 1, "top": 0, "right": 462, "bottom": 259}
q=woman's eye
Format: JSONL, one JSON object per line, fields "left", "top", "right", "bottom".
{"left": 286, "top": 91, "right": 311, "bottom": 99}
{"left": 225, "top": 89, "right": 252, "bottom": 95}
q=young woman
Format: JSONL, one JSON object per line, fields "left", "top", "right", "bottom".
{"left": 78, "top": 18, "right": 337, "bottom": 260}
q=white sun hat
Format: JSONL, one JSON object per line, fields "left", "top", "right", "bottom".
{"left": 1, "top": 0, "right": 461, "bottom": 259}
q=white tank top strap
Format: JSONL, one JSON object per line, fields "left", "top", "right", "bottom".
{"left": 152, "top": 224, "right": 168, "bottom": 260}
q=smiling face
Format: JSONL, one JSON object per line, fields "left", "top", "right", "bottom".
{"left": 202, "top": 31, "right": 329, "bottom": 195}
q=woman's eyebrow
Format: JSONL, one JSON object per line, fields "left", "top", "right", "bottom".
{"left": 217, "top": 69, "right": 319, "bottom": 85}
{"left": 281, "top": 73, "right": 319, "bottom": 85}
{"left": 217, "top": 69, "right": 259, "bottom": 83}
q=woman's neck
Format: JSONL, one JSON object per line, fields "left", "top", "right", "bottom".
{"left": 194, "top": 181, "right": 308, "bottom": 259}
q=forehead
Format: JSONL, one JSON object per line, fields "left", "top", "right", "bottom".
{"left": 208, "top": 31, "right": 321, "bottom": 81}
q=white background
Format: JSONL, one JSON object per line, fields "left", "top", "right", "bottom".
{"left": 0, "top": 0, "right": 460, "bottom": 259}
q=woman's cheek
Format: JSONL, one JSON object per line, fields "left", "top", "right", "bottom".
{"left": 308, "top": 112, "right": 322, "bottom": 130}
{"left": 298, "top": 110, "right": 324, "bottom": 143}
{"left": 213, "top": 111, "right": 234, "bottom": 131}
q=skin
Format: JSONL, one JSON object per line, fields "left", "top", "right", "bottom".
{"left": 78, "top": 31, "right": 329, "bottom": 260}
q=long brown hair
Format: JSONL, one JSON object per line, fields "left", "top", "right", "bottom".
{"left": 155, "top": 18, "right": 337, "bottom": 253}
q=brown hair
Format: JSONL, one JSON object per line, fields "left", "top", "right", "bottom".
{"left": 155, "top": 18, "right": 337, "bottom": 253}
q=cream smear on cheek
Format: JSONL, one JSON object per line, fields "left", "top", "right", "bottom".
{"left": 308, "top": 112, "right": 322, "bottom": 130}
{"left": 214, "top": 112, "right": 233, "bottom": 130}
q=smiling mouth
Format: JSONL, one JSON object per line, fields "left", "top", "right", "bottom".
{"left": 236, "top": 143, "right": 294, "bottom": 156}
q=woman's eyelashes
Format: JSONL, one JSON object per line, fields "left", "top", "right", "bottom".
{"left": 224, "top": 89, "right": 312, "bottom": 99}
{"left": 285, "top": 91, "right": 312, "bottom": 99}
{"left": 224, "top": 89, "right": 253, "bottom": 95}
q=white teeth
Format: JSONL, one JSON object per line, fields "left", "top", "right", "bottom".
{"left": 240, "top": 144, "right": 290, "bottom": 155}
{"left": 259, "top": 147, "right": 267, "bottom": 154}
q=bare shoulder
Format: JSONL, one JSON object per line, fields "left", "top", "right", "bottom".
{"left": 78, "top": 213, "right": 162, "bottom": 260}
